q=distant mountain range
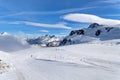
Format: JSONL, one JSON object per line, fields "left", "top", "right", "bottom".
{"left": 17, "top": 23, "right": 120, "bottom": 47}
{"left": 27, "top": 35, "right": 63, "bottom": 47}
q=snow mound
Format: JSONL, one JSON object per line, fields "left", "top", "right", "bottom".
{"left": 0, "top": 32, "right": 30, "bottom": 52}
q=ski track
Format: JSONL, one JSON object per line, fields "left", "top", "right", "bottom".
{"left": 6, "top": 53, "right": 120, "bottom": 80}
{"left": 15, "top": 68, "right": 26, "bottom": 80}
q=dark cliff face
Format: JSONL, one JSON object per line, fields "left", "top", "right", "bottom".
{"left": 69, "top": 29, "right": 84, "bottom": 36}
{"left": 88, "top": 23, "right": 100, "bottom": 28}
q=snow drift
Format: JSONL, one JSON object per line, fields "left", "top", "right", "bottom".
{"left": 0, "top": 32, "right": 30, "bottom": 52}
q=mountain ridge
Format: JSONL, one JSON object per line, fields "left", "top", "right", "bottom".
{"left": 60, "top": 23, "right": 120, "bottom": 45}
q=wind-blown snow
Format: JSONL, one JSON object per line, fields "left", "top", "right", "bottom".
{"left": 0, "top": 32, "right": 30, "bottom": 52}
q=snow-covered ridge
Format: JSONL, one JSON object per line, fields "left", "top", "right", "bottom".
{"left": 60, "top": 23, "right": 120, "bottom": 45}
{"left": 27, "top": 35, "right": 63, "bottom": 47}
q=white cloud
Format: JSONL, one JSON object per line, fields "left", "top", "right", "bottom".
{"left": 23, "top": 21, "right": 72, "bottom": 29}
{"left": 63, "top": 13, "right": 120, "bottom": 25}
{"left": 0, "top": 21, "right": 20, "bottom": 24}
{"left": 0, "top": 21, "right": 72, "bottom": 29}
{"left": 39, "top": 30, "right": 49, "bottom": 33}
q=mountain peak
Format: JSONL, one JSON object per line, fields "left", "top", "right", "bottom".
{"left": 1, "top": 32, "right": 10, "bottom": 36}
{"left": 88, "top": 23, "right": 101, "bottom": 28}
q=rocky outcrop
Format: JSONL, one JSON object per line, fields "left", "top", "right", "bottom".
{"left": 105, "top": 27, "right": 113, "bottom": 32}
{"left": 95, "top": 30, "right": 101, "bottom": 36}
{"left": 88, "top": 23, "right": 100, "bottom": 28}
{"left": 69, "top": 29, "right": 84, "bottom": 36}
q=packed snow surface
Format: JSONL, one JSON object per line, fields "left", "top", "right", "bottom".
{"left": 0, "top": 40, "right": 120, "bottom": 80}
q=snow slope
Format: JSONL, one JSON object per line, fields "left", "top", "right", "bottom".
{"left": 0, "top": 32, "right": 30, "bottom": 52}
{"left": 7, "top": 42, "right": 120, "bottom": 80}
{"left": 0, "top": 51, "right": 25, "bottom": 80}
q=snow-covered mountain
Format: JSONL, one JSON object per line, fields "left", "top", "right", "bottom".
{"left": 60, "top": 23, "right": 120, "bottom": 45}
{"left": 0, "top": 25, "right": 120, "bottom": 80}
{"left": 27, "top": 35, "right": 63, "bottom": 47}
{"left": 0, "top": 32, "right": 30, "bottom": 52}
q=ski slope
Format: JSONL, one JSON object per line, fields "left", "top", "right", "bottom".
{"left": 3, "top": 42, "right": 119, "bottom": 80}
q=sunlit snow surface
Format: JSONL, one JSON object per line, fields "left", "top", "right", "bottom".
{"left": 0, "top": 41, "right": 119, "bottom": 80}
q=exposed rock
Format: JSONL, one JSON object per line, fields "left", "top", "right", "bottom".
{"left": 95, "top": 30, "right": 101, "bottom": 36}
{"left": 105, "top": 27, "right": 113, "bottom": 32}
{"left": 69, "top": 29, "right": 84, "bottom": 36}
{"left": 0, "top": 60, "right": 10, "bottom": 74}
{"left": 60, "top": 38, "right": 68, "bottom": 45}
{"left": 88, "top": 23, "right": 100, "bottom": 28}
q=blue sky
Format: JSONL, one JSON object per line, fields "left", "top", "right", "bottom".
{"left": 0, "top": 0, "right": 120, "bottom": 36}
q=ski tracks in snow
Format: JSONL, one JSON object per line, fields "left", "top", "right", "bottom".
{"left": 55, "top": 48, "right": 120, "bottom": 72}
{"left": 14, "top": 68, "right": 26, "bottom": 80}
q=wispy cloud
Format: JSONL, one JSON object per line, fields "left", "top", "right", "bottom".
{"left": 0, "top": 21, "right": 72, "bottom": 29}
{"left": 23, "top": 21, "right": 72, "bottom": 29}
{"left": 98, "top": 0, "right": 120, "bottom": 9}
{"left": 0, "top": 7, "right": 95, "bottom": 18}
{"left": 0, "top": 21, "right": 20, "bottom": 24}
{"left": 0, "top": 12, "right": 25, "bottom": 18}
{"left": 89, "top": 0, "right": 120, "bottom": 10}
{"left": 63, "top": 13, "right": 120, "bottom": 25}
{"left": 39, "top": 30, "right": 49, "bottom": 33}
{"left": 100, "top": 0, "right": 120, "bottom": 3}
